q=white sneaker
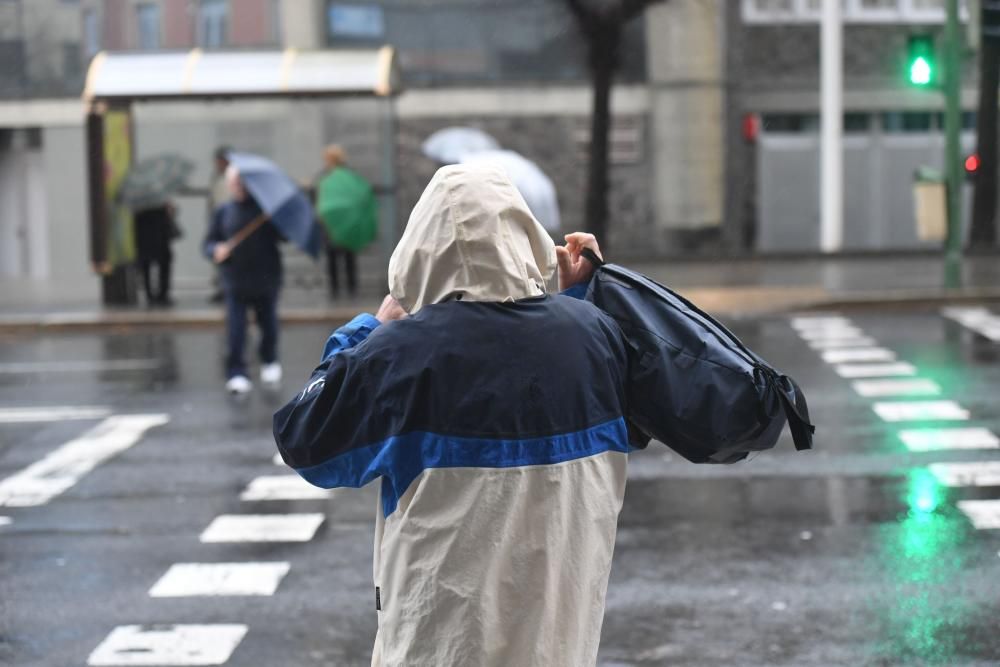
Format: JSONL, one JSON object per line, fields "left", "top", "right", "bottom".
{"left": 260, "top": 362, "right": 282, "bottom": 387}
{"left": 226, "top": 375, "right": 253, "bottom": 395}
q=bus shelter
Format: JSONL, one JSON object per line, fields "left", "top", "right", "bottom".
{"left": 82, "top": 47, "right": 401, "bottom": 304}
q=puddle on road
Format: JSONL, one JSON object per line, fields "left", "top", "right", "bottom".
{"left": 621, "top": 471, "right": 1000, "bottom": 528}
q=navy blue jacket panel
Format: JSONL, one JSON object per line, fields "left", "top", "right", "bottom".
{"left": 273, "top": 295, "right": 631, "bottom": 515}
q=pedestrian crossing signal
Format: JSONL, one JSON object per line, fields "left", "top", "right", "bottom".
{"left": 907, "top": 35, "right": 935, "bottom": 87}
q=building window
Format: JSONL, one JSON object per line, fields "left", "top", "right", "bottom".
{"left": 743, "top": 0, "right": 967, "bottom": 23}
{"left": 198, "top": 0, "right": 228, "bottom": 48}
{"left": 137, "top": 3, "right": 160, "bottom": 50}
{"left": 882, "top": 111, "right": 934, "bottom": 132}
{"left": 270, "top": 0, "right": 282, "bottom": 44}
{"left": 761, "top": 113, "right": 821, "bottom": 133}
{"left": 327, "top": 4, "right": 385, "bottom": 40}
{"left": 325, "top": 1, "right": 645, "bottom": 85}
{"left": 83, "top": 8, "right": 100, "bottom": 57}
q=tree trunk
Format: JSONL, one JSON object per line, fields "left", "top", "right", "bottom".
{"left": 971, "top": 37, "right": 1000, "bottom": 248}
{"left": 586, "top": 34, "right": 617, "bottom": 248}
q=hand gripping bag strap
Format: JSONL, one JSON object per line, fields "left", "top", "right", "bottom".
{"left": 583, "top": 246, "right": 815, "bottom": 451}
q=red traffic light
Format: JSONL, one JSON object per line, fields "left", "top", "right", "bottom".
{"left": 965, "top": 153, "right": 980, "bottom": 174}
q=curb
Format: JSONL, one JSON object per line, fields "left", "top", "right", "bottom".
{"left": 792, "top": 288, "right": 1000, "bottom": 313}
{"left": 2, "top": 288, "right": 1000, "bottom": 334}
{"left": 0, "top": 306, "right": 378, "bottom": 335}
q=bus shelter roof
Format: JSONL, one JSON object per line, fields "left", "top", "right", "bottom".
{"left": 83, "top": 47, "right": 399, "bottom": 102}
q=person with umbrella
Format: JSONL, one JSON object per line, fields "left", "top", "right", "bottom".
{"left": 117, "top": 154, "right": 193, "bottom": 307}
{"left": 315, "top": 145, "right": 377, "bottom": 300}
{"left": 203, "top": 154, "right": 315, "bottom": 395}
{"left": 207, "top": 145, "right": 233, "bottom": 304}
{"left": 134, "top": 202, "right": 178, "bottom": 307}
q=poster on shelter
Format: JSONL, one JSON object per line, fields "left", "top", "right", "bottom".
{"left": 104, "top": 109, "right": 135, "bottom": 268}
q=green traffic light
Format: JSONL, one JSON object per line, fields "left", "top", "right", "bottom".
{"left": 910, "top": 56, "right": 933, "bottom": 86}
{"left": 907, "top": 34, "right": 935, "bottom": 87}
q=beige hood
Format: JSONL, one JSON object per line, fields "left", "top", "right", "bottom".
{"left": 389, "top": 164, "right": 556, "bottom": 314}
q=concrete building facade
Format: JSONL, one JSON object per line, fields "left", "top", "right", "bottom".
{"left": 0, "top": 0, "right": 984, "bottom": 295}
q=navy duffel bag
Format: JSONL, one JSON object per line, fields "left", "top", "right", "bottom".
{"left": 581, "top": 249, "right": 814, "bottom": 464}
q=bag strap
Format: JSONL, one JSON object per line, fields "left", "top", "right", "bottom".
{"left": 772, "top": 373, "right": 815, "bottom": 451}
{"left": 580, "top": 247, "right": 606, "bottom": 268}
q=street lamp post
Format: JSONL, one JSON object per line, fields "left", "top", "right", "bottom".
{"left": 820, "top": 0, "right": 843, "bottom": 254}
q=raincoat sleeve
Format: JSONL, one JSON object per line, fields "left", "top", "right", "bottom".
{"left": 272, "top": 314, "right": 382, "bottom": 486}
{"left": 320, "top": 314, "right": 381, "bottom": 361}
{"left": 561, "top": 283, "right": 588, "bottom": 300}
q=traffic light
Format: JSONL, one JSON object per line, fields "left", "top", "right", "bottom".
{"left": 907, "top": 34, "right": 935, "bottom": 87}
{"left": 965, "top": 153, "right": 980, "bottom": 175}
{"left": 965, "top": 153, "right": 981, "bottom": 181}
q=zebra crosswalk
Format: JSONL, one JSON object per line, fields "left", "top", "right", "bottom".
{"left": 87, "top": 434, "right": 333, "bottom": 666}
{"left": 0, "top": 413, "right": 168, "bottom": 508}
{"left": 792, "top": 311, "right": 1000, "bottom": 539}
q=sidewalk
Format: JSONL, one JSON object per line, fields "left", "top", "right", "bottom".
{"left": 2, "top": 254, "right": 999, "bottom": 333}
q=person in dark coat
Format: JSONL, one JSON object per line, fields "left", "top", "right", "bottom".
{"left": 134, "top": 203, "right": 176, "bottom": 307}
{"left": 203, "top": 166, "right": 284, "bottom": 395}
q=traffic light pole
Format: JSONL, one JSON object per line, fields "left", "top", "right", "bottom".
{"left": 944, "top": 0, "right": 964, "bottom": 288}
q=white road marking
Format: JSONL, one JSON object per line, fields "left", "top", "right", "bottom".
{"left": 0, "top": 360, "right": 160, "bottom": 374}
{"left": 942, "top": 308, "right": 1000, "bottom": 341}
{"left": 872, "top": 400, "right": 970, "bottom": 423}
{"left": 821, "top": 348, "right": 897, "bottom": 364}
{"left": 790, "top": 316, "right": 854, "bottom": 330}
{"left": 957, "top": 499, "right": 1000, "bottom": 530}
{"left": 899, "top": 428, "right": 1000, "bottom": 452}
{"left": 977, "top": 326, "right": 1000, "bottom": 342}
{"left": 0, "top": 516, "right": 10, "bottom": 527}
{"left": 942, "top": 307, "right": 995, "bottom": 326}
{"left": 272, "top": 452, "right": 284, "bottom": 466}
{"left": 835, "top": 363, "right": 917, "bottom": 378}
{"left": 929, "top": 461, "right": 1000, "bottom": 487}
{"left": 851, "top": 378, "right": 942, "bottom": 398}
{"left": 0, "top": 414, "right": 169, "bottom": 508}
{"left": 799, "top": 327, "right": 865, "bottom": 341}
{"left": 808, "top": 337, "right": 878, "bottom": 349}
{"left": 199, "top": 513, "right": 325, "bottom": 543}
{"left": 88, "top": 624, "right": 247, "bottom": 666}
{"left": 0, "top": 406, "right": 112, "bottom": 423}
{"left": 240, "top": 475, "right": 331, "bottom": 501}
{"left": 149, "top": 562, "right": 290, "bottom": 597}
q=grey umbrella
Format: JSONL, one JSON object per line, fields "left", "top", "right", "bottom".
{"left": 117, "top": 154, "right": 194, "bottom": 211}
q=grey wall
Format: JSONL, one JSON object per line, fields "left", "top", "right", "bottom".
{"left": 396, "top": 114, "right": 654, "bottom": 255}
{"left": 42, "top": 126, "right": 90, "bottom": 283}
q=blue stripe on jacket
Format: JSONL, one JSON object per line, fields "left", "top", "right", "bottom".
{"left": 294, "top": 417, "right": 630, "bottom": 517}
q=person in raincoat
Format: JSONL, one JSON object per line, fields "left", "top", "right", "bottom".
{"left": 203, "top": 166, "right": 284, "bottom": 395}
{"left": 206, "top": 145, "right": 232, "bottom": 304}
{"left": 315, "top": 144, "right": 376, "bottom": 299}
{"left": 273, "top": 164, "right": 634, "bottom": 666}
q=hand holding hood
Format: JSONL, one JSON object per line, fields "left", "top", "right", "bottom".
{"left": 389, "top": 164, "right": 556, "bottom": 314}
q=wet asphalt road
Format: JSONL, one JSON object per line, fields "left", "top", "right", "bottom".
{"left": 1, "top": 306, "right": 999, "bottom": 666}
